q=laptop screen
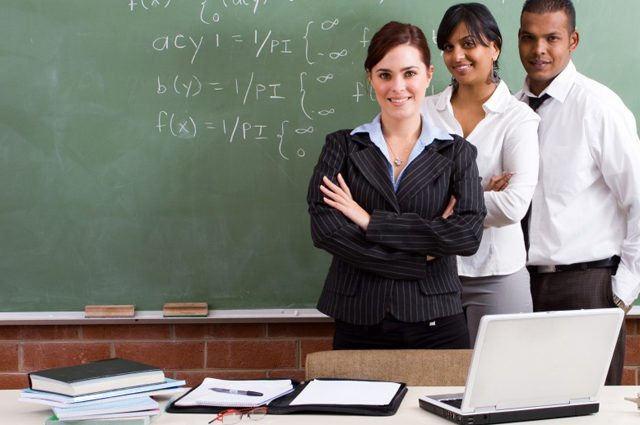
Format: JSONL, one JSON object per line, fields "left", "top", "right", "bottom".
{"left": 462, "top": 308, "right": 623, "bottom": 412}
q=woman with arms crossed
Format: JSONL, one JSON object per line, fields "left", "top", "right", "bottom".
{"left": 307, "top": 21, "right": 486, "bottom": 349}
{"left": 423, "top": 3, "right": 540, "bottom": 345}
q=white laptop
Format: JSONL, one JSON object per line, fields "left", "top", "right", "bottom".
{"left": 419, "top": 308, "right": 623, "bottom": 425}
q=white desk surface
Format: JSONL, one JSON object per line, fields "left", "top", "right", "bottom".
{"left": 8, "top": 386, "right": 640, "bottom": 424}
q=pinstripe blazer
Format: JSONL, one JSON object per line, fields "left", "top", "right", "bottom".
{"left": 307, "top": 129, "right": 486, "bottom": 325}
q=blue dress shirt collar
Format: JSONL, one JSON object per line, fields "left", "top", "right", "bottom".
{"left": 350, "top": 113, "right": 452, "bottom": 190}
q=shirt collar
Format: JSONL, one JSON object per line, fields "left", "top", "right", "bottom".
{"left": 521, "top": 60, "right": 576, "bottom": 103}
{"left": 351, "top": 113, "right": 453, "bottom": 150}
{"left": 483, "top": 80, "right": 511, "bottom": 113}
{"left": 351, "top": 114, "right": 453, "bottom": 191}
{"left": 434, "top": 86, "right": 453, "bottom": 112}
{"left": 435, "top": 80, "right": 511, "bottom": 114}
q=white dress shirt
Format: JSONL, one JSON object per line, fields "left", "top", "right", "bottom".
{"left": 423, "top": 80, "right": 540, "bottom": 277}
{"left": 517, "top": 60, "right": 640, "bottom": 305}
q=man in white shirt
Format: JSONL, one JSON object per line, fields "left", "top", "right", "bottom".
{"left": 517, "top": 0, "right": 640, "bottom": 384}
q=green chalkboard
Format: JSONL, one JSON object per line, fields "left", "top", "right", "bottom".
{"left": 1, "top": 0, "right": 638, "bottom": 311}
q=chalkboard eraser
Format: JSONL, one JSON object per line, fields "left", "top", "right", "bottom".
{"left": 84, "top": 304, "right": 135, "bottom": 318}
{"left": 163, "top": 302, "right": 209, "bottom": 317}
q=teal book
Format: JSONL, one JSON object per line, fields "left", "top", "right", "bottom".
{"left": 52, "top": 396, "right": 158, "bottom": 420}
{"left": 45, "top": 415, "right": 151, "bottom": 425}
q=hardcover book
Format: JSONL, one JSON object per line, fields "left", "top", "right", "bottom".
{"left": 28, "top": 358, "right": 165, "bottom": 397}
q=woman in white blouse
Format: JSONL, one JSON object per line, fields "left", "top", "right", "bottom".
{"left": 422, "top": 3, "right": 540, "bottom": 345}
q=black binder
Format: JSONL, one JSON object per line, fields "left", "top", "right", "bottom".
{"left": 166, "top": 378, "right": 407, "bottom": 416}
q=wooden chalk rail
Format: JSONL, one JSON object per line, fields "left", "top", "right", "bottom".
{"left": 0, "top": 309, "right": 331, "bottom": 325}
{"left": 1, "top": 307, "right": 637, "bottom": 325}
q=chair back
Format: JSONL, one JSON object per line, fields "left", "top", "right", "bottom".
{"left": 305, "top": 349, "right": 472, "bottom": 386}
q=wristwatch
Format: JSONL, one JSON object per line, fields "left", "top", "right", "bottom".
{"left": 613, "top": 294, "right": 632, "bottom": 314}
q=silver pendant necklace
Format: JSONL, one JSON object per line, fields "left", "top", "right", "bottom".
{"left": 386, "top": 142, "right": 403, "bottom": 167}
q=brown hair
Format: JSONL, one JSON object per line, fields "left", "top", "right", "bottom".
{"left": 364, "top": 21, "right": 431, "bottom": 72}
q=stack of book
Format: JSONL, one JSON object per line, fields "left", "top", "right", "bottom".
{"left": 19, "top": 358, "right": 185, "bottom": 425}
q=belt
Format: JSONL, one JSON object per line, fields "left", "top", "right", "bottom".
{"left": 528, "top": 256, "right": 620, "bottom": 274}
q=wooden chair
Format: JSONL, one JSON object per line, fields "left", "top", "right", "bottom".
{"left": 305, "top": 349, "right": 472, "bottom": 386}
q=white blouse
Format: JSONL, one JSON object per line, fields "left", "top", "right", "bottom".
{"left": 422, "top": 80, "right": 540, "bottom": 277}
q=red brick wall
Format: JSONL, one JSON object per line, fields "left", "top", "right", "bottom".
{"left": 0, "top": 322, "right": 333, "bottom": 389}
{"left": 2, "top": 318, "right": 639, "bottom": 389}
{"left": 624, "top": 318, "right": 640, "bottom": 384}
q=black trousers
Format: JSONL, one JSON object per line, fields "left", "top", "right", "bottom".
{"left": 530, "top": 268, "right": 625, "bottom": 385}
{"left": 333, "top": 313, "right": 469, "bottom": 350}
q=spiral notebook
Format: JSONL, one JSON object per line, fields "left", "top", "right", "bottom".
{"left": 173, "top": 378, "right": 294, "bottom": 408}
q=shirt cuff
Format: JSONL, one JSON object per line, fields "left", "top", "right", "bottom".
{"left": 612, "top": 263, "right": 640, "bottom": 306}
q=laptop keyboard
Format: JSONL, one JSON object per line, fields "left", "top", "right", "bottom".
{"left": 441, "top": 398, "right": 463, "bottom": 409}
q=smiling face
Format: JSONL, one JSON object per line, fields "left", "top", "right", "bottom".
{"left": 518, "top": 10, "right": 579, "bottom": 95}
{"left": 442, "top": 23, "right": 499, "bottom": 88}
{"left": 368, "top": 44, "right": 433, "bottom": 124}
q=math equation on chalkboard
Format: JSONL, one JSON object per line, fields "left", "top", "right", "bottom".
{"left": 126, "top": 0, "right": 409, "bottom": 161}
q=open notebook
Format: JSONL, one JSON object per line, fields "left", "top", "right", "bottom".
{"left": 168, "top": 378, "right": 408, "bottom": 416}
{"left": 419, "top": 308, "right": 624, "bottom": 425}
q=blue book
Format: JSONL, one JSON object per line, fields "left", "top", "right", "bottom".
{"left": 21, "top": 378, "right": 185, "bottom": 405}
{"left": 21, "top": 386, "right": 182, "bottom": 409}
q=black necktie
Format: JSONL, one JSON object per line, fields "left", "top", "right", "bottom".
{"left": 521, "top": 93, "right": 551, "bottom": 253}
{"left": 527, "top": 93, "right": 551, "bottom": 111}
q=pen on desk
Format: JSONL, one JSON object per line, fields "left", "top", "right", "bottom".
{"left": 210, "top": 387, "right": 264, "bottom": 397}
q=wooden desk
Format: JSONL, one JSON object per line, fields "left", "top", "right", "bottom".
{"left": 7, "top": 387, "right": 640, "bottom": 424}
